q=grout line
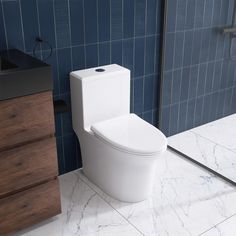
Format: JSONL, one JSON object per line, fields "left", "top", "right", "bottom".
{"left": 18, "top": 0, "right": 26, "bottom": 51}
{"left": 36, "top": 0, "right": 42, "bottom": 59}
{"left": 78, "top": 173, "right": 145, "bottom": 236}
{"left": 198, "top": 212, "right": 236, "bottom": 236}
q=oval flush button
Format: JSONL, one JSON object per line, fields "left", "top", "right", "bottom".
{"left": 95, "top": 68, "right": 105, "bottom": 72}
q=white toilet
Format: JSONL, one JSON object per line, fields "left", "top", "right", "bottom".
{"left": 70, "top": 64, "right": 167, "bottom": 202}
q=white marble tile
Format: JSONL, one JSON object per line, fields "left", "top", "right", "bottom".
{"left": 190, "top": 114, "right": 236, "bottom": 152}
{"left": 201, "top": 214, "right": 236, "bottom": 236}
{"left": 78, "top": 150, "right": 236, "bottom": 236}
{"left": 15, "top": 172, "right": 142, "bottom": 236}
{"left": 168, "top": 131, "right": 236, "bottom": 182}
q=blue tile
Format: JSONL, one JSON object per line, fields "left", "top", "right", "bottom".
{"left": 86, "top": 44, "right": 98, "bottom": 68}
{"left": 172, "top": 69, "right": 182, "bottom": 104}
{"left": 176, "top": 0, "right": 187, "bottom": 31}
{"left": 220, "top": 0, "right": 229, "bottom": 25}
{"left": 221, "top": 61, "right": 229, "bottom": 89}
{"left": 166, "top": 0, "right": 177, "bottom": 32}
{"left": 186, "top": 99, "right": 195, "bottom": 130}
{"left": 123, "top": 0, "right": 135, "bottom": 38}
{"left": 98, "top": 0, "right": 110, "bottom": 42}
{"left": 3, "top": 1, "right": 24, "bottom": 50}
{"left": 185, "top": 0, "right": 195, "bottom": 30}
{"left": 144, "top": 75, "right": 154, "bottom": 111}
{"left": 205, "top": 62, "right": 214, "bottom": 94}
{"left": 212, "top": 0, "right": 222, "bottom": 26}
{"left": 194, "top": 0, "right": 204, "bottom": 28}
{"left": 20, "top": 0, "right": 39, "bottom": 52}
{"left": 72, "top": 46, "right": 85, "bottom": 70}
{"left": 197, "top": 63, "right": 207, "bottom": 96}
{"left": 203, "top": 0, "right": 214, "bottom": 27}
{"left": 135, "top": 0, "right": 146, "bottom": 36}
{"left": 194, "top": 96, "right": 204, "bottom": 126}
{"left": 56, "top": 137, "right": 65, "bottom": 175}
{"left": 188, "top": 65, "right": 198, "bottom": 99}
{"left": 111, "top": 0, "right": 122, "bottom": 40}
{"left": 62, "top": 112, "right": 73, "bottom": 135}
{"left": 84, "top": 0, "right": 98, "bottom": 44}
{"left": 202, "top": 94, "right": 212, "bottom": 124}
{"left": 111, "top": 40, "right": 122, "bottom": 65}
{"left": 223, "top": 88, "right": 233, "bottom": 116}
{"left": 134, "top": 78, "right": 144, "bottom": 114}
{"left": 143, "top": 111, "right": 153, "bottom": 124}
{"left": 178, "top": 101, "right": 187, "bottom": 133}
{"left": 38, "top": 0, "right": 56, "bottom": 49}
{"left": 57, "top": 48, "right": 72, "bottom": 94}
{"left": 169, "top": 103, "right": 179, "bottom": 136}
{"left": 212, "top": 61, "right": 223, "bottom": 91}
{"left": 191, "top": 30, "right": 201, "bottom": 65}
{"left": 216, "top": 90, "right": 225, "bottom": 119}
{"left": 99, "top": 42, "right": 110, "bottom": 66}
{"left": 134, "top": 37, "right": 145, "bottom": 77}
{"left": 183, "top": 30, "right": 194, "bottom": 67}
{"left": 146, "top": 0, "right": 157, "bottom": 35}
{"left": 162, "top": 71, "right": 172, "bottom": 106}
{"left": 54, "top": 114, "right": 62, "bottom": 137}
{"left": 0, "top": 1, "right": 6, "bottom": 50}
{"left": 63, "top": 134, "right": 78, "bottom": 173}
{"left": 227, "top": 61, "right": 236, "bottom": 88}
{"left": 153, "top": 74, "right": 160, "bottom": 109}
{"left": 180, "top": 67, "right": 190, "bottom": 101}
{"left": 173, "top": 32, "right": 184, "bottom": 69}
{"left": 208, "top": 31, "right": 218, "bottom": 61}
{"left": 54, "top": 0, "right": 71, "bottom": 48}
{"left": 164, "top": 33, "right": 175, "bottom": 71}
{"left": 199, "top": 29, "right": 211, "bottom": 63}
{"left": 70, "top": 0, "right": 84, "bottom": 45}
{"left": 145, "top": 36, "right": 155, "bottom": 75}
{"left": 123, "top": 39, "right": 134, "bottom": 75}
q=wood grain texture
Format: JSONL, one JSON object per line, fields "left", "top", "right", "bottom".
{"left": 0, "top": 91, "right": 55, "bottom": 152}
{"left": 0, "top": 179, "right": 61, "bottom": 236}
{"left": 0, "top": 137, "right": 58, "bottom": 198}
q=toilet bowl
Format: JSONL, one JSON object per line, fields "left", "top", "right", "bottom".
{"left": 70, "top": 64, "right": 167, "bottom": 202}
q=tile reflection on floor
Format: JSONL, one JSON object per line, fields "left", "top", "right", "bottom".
{"left": 16, "top": 150, "right": 236, "bottom": 236}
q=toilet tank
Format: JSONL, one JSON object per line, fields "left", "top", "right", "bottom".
{"left": 70, "top": 64, "right": 130, "bottom": 134}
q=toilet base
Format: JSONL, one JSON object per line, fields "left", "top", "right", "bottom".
{"left": 80, "top": 132, "right": 161, "bottom": 203}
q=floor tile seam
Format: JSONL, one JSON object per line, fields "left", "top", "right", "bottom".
{"left": 77, "top": 173, "right": 146, "bottom": 236}
{"left": 198, "top": 212, "right": 236, "bottom": 236}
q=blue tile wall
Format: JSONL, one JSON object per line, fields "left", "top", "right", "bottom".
{"left": 160, "top": 0, "right": 236, "bottom": 137}
{"left": 0, "top": 0, "right": 163, "bottom": 175}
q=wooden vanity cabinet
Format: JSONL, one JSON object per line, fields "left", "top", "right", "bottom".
{"left": 0, "top": 91, "right": 61, "bottom": 236}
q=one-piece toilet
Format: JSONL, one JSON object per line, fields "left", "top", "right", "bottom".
{"left": 70, "top": 64, "right": 167, "bottom": 202}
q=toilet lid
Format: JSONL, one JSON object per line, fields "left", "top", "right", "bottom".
{"left": 91, "top": 114, "right": 167, "bottom": 156}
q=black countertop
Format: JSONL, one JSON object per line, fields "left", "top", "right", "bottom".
{"left": 0, "top": 49, "right": 53, "bottom": 101}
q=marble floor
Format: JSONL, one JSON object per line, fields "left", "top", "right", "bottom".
{"left": 15, "top": 149, "right": 236, "bottom": 236}
{"left": 168, "top": 114, "right": 236, "bottom": 183}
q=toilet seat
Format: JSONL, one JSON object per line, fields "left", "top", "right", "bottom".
{"left": 91, "top": 113, "right": 167, "bottom": 156}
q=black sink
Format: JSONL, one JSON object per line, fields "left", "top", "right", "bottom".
{"left": 0, "top": 49, "right": 52, "bottom": 101}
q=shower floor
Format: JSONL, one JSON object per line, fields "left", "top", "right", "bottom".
{"left": 168, "top": 113, "right": 236, "bottom": 183}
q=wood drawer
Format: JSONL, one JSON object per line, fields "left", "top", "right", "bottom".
{"left": 0, "top": 179, "right": 61, "bottom": 236}
{"left": 0, "top": 138, "right": 58, "bottom": 198}
{"left": 0, "top": 91, "right": 55, "bottom": 151}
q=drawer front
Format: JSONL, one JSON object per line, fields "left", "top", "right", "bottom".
{"left": 0, "top": 179, "right": 61, "bottom": 236}
{"left": 0, "top": 91, "right": 55, "bottom": 151}
{"left": 0, "top": 138, "right": 58, "bottom": 198}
